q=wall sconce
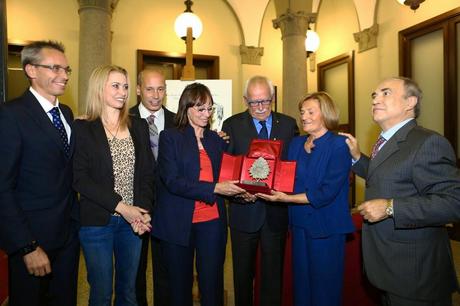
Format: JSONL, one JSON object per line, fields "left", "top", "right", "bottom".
{"left": 305, "top": 29, "right": 320, "bottom": 72}
{"left": 396, "top": 0, "right": 425, "bottom": 11}
{"left": 174, "top": 0, "right": 203, "bottom": 80}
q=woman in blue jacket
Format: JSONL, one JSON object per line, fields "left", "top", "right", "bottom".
{"left": 152, "top": 83, "right": 245, "bottom": 306}
{"left": 257, "top": 92, "right": 355, "bottom": 306}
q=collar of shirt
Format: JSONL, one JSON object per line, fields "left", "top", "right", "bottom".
{"left": 29, "top": 87, "right": 61, "bottom": 113}
{"left": 252, "top": 113, "right": 273, "bottom": 136}
{"left": 381, "top": 118, "right": 414, "bottom": 142}
{"left": 29, "top": 87, "right": 71, "bottom": 140}
{"left": 138, "top": 103, "right": 165, "bottom": 132}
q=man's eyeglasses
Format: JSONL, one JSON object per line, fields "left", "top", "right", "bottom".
{"left": 246, "top": 98, "right": 272, "bottom": 107}
{"left": 32, "top": 64, "right": 72, "bottom": 75}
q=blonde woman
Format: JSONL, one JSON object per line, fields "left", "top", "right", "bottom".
{"left": 73, "top": 65, "right": 154, "bottom": 306}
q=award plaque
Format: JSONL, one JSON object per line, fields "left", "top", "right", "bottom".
{"left": 219, "top": 139, "right": 296, "bottom": 194}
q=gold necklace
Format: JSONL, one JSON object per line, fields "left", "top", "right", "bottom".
{"left": 103, "top": 121, "right": 120, "bottom": 141}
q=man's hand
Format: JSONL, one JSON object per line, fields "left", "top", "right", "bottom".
{"left": 357, "top": 199, "right": 390, "bottom": 222}
{"left": 23, "top": 246, "right": 51, "bottom": 276}
{"left": 235, "top": 191, "right": 257, "bottom": 203}
{"left": 338, "top": 132, "right": 361, "bottom": 161}
{"left": 216, "top": 130, "right": 230, "bottom": 143}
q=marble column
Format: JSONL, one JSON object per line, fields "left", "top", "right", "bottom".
{"left": 77, "top": 0, "right": 118, "bottom": 114}
{"left": 273, "top": 11, "right": 314, "bottom": 119}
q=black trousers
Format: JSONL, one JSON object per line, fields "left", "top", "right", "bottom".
{"left": 135, "top": 235, "right": 170, "bottom": 306}
{"left": 381, "top": 292, "right": 452, "bottom": 306}
{"left": 8, "top": 228, "right": 80, "bottom": 306}
{"left": 231, "top": 223, "right": 286, "bottom": 306}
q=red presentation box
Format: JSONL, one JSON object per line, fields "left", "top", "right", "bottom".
{"left": 219, "top": 139, "right": 296, "bottom": 194}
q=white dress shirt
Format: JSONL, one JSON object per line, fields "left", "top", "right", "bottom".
{"left": 29, "top": 87, "right": 71, "bottom": 142}
{"left": 138, "top": 103, "right": 166, "bottom": 133}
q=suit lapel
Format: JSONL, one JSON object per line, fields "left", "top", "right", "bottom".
{"left": 367, "top": 120, "right": 416, "bottom": 180}
{"left": 92, "top": 119, "right": 114, "bottom": 172}
{"left": 22, "top": 91, "right": 68, "bottom": 156}
{"left": 270, "top": 112, "right": 282, "bottom": 140}
{"left": 184, "top": 125, "right": 200, "bottom": 179}
{"left": 243, "top": 110, "right": 259, "bottom": 140}
{"left": 61, "top": 105, "right": 75, "bottom": 159}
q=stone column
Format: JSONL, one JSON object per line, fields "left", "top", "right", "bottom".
{"left": 77, "top": 0, "right": 118, "bottom": 114}
{"left": 273, "top": 11, "right": 314, "bottom": 119}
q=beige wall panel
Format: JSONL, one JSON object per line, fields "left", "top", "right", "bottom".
{"left": 411, "top": 29, "right": 444, "bottom": 135}
{"left": 324, "top": 64, "right": 349, "bottom": 124}
{"left": 312, "top": 0, "right": 460, "bottom": 203}
{"left": 6, "top": 0, "right": 80, "bottom": 112}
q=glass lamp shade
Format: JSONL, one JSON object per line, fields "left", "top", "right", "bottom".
{"left": 305, "top": 30, "right": 320, "bottom": 53}
{"left": 174, "top": 12, "right": 203, "bottom": 39}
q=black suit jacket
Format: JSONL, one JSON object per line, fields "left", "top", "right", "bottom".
{"left": 129, "top": 104, "right": 176, "bottom": 130}
{"left": 0, "top": 90, "right": 78, "bottom": 254}
{"left": 353, "top": 120, "right": 460, "bottom": 300}
{"left": 222, "top": 111, "right": 299, "bottom": 232}
{"left": 73, "top": 117, "right": 155, "bottom": 226}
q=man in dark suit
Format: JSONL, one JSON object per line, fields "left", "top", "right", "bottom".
{"left": 341, "top": 77, "right": 460, "bottom": 305}
{"left": 0, "top": 41, "right": 79, "bottom": 306}
{"left": 129, "top": 69, "right": 174, "bottom": 306}
{"left": 222, "top": 75, "right": 299, "bottom": 306}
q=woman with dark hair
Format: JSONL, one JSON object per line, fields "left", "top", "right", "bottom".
{"left": 152, "top": 83, "right": 245, "bottom": 306}
{"left": 257, "top": 92, "right": 355, "bottom": 306}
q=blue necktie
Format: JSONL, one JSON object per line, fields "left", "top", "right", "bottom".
{"left": 258, "top": 120, "right": 268, "bottom": 140}
{"left": 49, "top": 107, "right": 70, "bottom": 156}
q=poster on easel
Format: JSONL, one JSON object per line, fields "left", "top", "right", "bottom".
{"left": 165, "top": 79, "right": 232, "bottom": 131}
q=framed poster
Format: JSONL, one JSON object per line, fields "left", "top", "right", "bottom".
{"left": 165, "top": 79, "right": 232, "bottom": 131}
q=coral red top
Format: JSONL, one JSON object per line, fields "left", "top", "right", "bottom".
{"left": 192, "top": 149, "right": 219, "bottom": 223}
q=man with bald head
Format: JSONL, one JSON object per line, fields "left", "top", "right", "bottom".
{"left": 129, "top": 68, "right": 175, "bottom": 306}
{"left": 341, "top": 77, "right": 460, "bottom": 305}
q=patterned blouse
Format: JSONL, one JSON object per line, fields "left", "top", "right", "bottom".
{"left": 108, "top": 134, "right": 135, "bottom": 208}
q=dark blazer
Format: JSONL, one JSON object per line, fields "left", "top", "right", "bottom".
{"left": 288, "top": 132, "right": 354, "bottom": 237}
{"left": 222, "top": 111, "right": 299, "bottom": 233}
{"left": 0, "top": 90, "right": 78, "bottom": 254}
{"left": 353, "top": 120, "right": 460, "bottom": 300}
{"left": 73, "top": 117, "right": 155, "bottom": 226}
{"left": 152, "top": 125, "right": 228, "bottom": 246}
{"left": 129, "top": 104, "right": 176, "bottom": 130}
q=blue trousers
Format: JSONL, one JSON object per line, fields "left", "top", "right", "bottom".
{"left": 79, "top": 216, "right": 142, "bottom": 306}
{"left": 292, "top": 226, "right": 346, "bottom": 306}
{"left": 163, "top": 218, "right": 227, "bottom": 306}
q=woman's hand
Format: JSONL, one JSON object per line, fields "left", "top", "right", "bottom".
{"left": 115, "top": 202, "right": 152, "bottom": 233}
{"left": 214, "top": 180, "right": 245, "bottom": 196}
{"left": 256, "top": 190, "right": 288, "bottom": 202}
{"left": 131, "top": 219, "right": 151, "bottom": 235}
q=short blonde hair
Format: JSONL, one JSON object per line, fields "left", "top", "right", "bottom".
{"left": 85, "top": 65, "right": 130, "bottom": 128}
{"left": 299, "top": 91, "right": 339, "bottom": 130}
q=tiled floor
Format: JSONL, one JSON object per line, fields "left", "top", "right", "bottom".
{"left": 77, "top": 238, "right": 460, "bottom": 306}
